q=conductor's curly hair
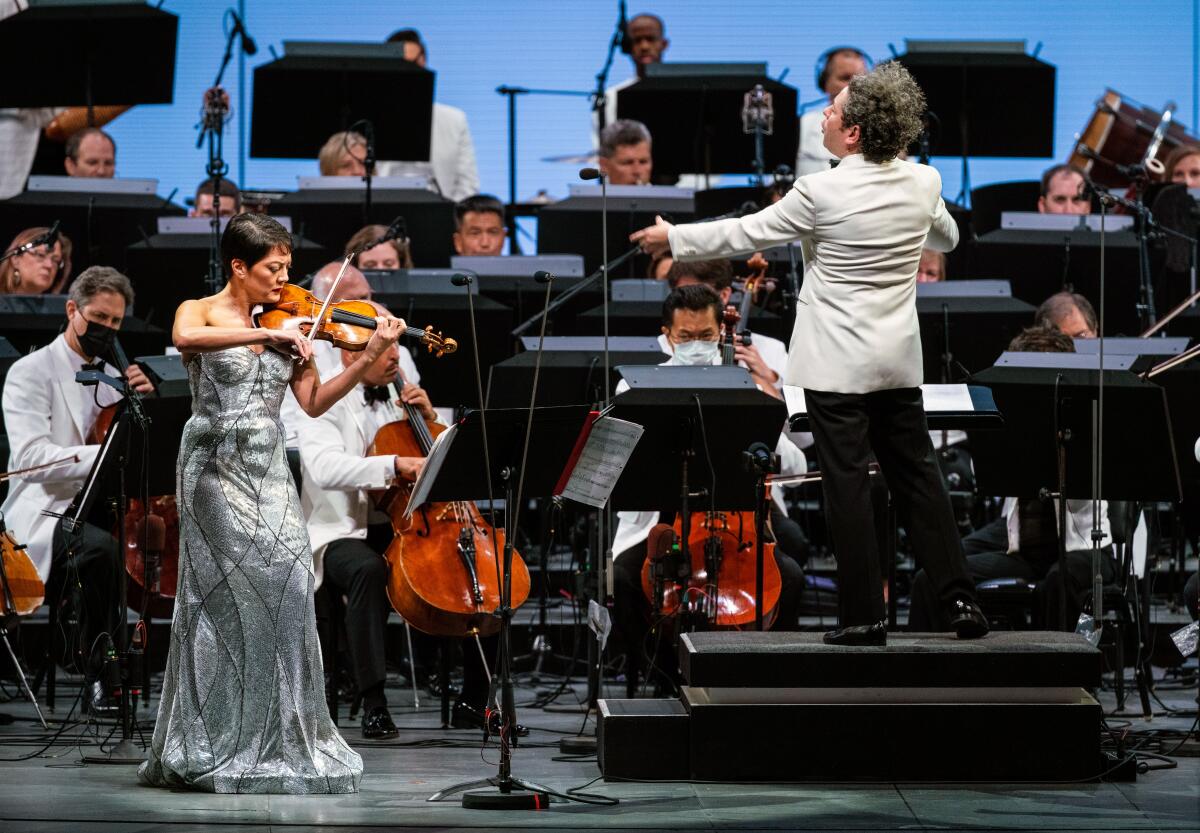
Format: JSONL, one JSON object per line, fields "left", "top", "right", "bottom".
{"left": 841, "top": 61, "right": 925, "bottom": 163}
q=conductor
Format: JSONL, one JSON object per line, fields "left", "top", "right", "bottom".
{"left": 631, "top": 62, "right": 988, "bottom": 645}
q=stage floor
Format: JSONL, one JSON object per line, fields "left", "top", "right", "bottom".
{"left": 0, "top": 666, "right": 1197, "bottom": 833}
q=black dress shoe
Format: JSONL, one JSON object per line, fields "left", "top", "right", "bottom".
{"left": 451, "top": 701, "right": 528, "bottom": 737}
{"left": 425, "top": 676, "right": 461, "bottom": 700}
{"left": 360, "top": 705, "right": 399, "bottom": 740}
{"left": 947, "top": 597, "right": 990, "bottom": 639}
{"left": 823, "top": 620, "right": 887, "bottom": 646}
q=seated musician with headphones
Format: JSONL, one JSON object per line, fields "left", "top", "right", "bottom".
{"left": 1, "top": 267, "right": 154, "bottom": 714}
{"left": 797, "top": 47, "right": 870, "bottom": 176}
{"left": 610, "top": 284, "right": 808, "bottom": 696}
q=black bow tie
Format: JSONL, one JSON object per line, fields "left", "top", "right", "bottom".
{"left": 363, "top": 385, "right": 390, "bottom": 405}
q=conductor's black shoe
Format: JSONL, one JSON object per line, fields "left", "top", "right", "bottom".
{"left": 823, "top": 620, "right": 887, "bottom": 646}
{"left": 947, "top": 597, "right": 990, "bottom": 639}
{"left": 360, "top": 705, "right": 399, "bottom": 740}
{"left": 451, "top": 701, "right": 529, "bottom": 737}
{"left": 83, "top": 680, "right": 119, "bottom": 717}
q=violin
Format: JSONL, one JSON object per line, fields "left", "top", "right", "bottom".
{"left": 739, "top": 253, "right": 778, "bottom": 326}
{"left": 255, "top": 283, "right": 456, "bottom": 356}
{"left": 639, "top": 305, "right": 782, "bottom": 629}
{"left": 366, "top": 375, "right": 530, "bottom": 637}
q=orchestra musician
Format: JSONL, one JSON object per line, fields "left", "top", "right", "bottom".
{"left": 1, "top": 226, "right": 73, "bottom": 295}
{"left": 295, "top": 305, "right": 430, "bottom": 739}
{"left": 796, "top": 47, "right": 869, "bottom": 176}
{"left": 909, "top": 326, "right": 1115, "bottom": 631}
{"left": 64, "top": 127, "right": 116, "bottom": 179}
{"left": 319, "top": 131, "right": 369, "bottom": 177}
{"left": 598, "top": 120, "right": 654, "bottom": 186}
{"left": 189, "top": 177, "right": 242, "bottom": 219}
{"left": 452, "top": 194, "right": 507, "bottom": 256}
{"left": 1165, "top": 143, "right": 1200, "bottom": 187}
{"left": 917, "top": 248, "right": 946, "bottom": 283}
{"left": 140, "top": 213, "right": 404, "bottom": 793}
{"left": 1037, "top": 164, "right": 1091, "bottom": 215}
{"left": 610, "top": 284, "right": 807, "bottom": 695}
{"left": 377, "top": 29, "right": 481, "bottom": 201}
{"left": 1034, "top": 291, "right": 1098, "bottom": 339}
{"left": 632, "top": 61, "right": 988, "bottom": 645}
{"left": 597, "top": 13, "right": 669, "bottom": 132}
{"left": 0, "top": 267, "right": 154, "bottom": 712}
{"left": 348, "top": 225, "right": 415, "bottom": 270}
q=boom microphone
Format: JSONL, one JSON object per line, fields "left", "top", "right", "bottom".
{"left": 366, "top": 216, "right": 407, "bottom": 251}
{"left": 579, "top": 167, "right": 603, "bottom": 181}
{"left": 229, "top": 9, "right": 258, "bottom": 56}
{"left": 451, "top": 272, "right": 473, "bottom": 287}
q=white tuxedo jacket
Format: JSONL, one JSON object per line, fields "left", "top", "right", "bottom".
{"left": 377, "top": 102, "right": 479, "bottom": 202}
{"left": 669, "top": 154, "right": 958, "bottom": 394}
{"left": 1, "top": 335, "right": 119, "bottom": 581}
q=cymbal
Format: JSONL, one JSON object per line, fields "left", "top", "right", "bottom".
{"left": 540, "top": 151, "right": 599, "bottom": 165}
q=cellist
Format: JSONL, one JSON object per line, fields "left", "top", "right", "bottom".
{"left": 296, "top": 300, "right": 431, "bottom": 739}
{"left": 1, "top": 266, "right": 154, "bottom": 715}
{"left": 609, "top": 285, "right": 808, "bottom": 696}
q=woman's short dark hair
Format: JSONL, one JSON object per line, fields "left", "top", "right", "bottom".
{"left": 842, "top": 61, "right": 925, "bottom": 163}
{"left": 221, "top": 213, "right": 291, "bottom": 278}
{"left": 661, "top": 283, "right": 721, "bottom": 328}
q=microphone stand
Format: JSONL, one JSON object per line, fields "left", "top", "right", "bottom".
{"left": 509, "top": 245, "right": 641, "bottom": 339}
{"left": 349, "top": 119, "right": 377, "bottom": 226}
{"left": 196, "top": 15, "right": 240, "bottom": 296}
{"left": 591, "top": 1, "right": 627, "bottom": 133}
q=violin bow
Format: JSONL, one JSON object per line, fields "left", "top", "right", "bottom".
{"left": 305, "top": 253, "right": 357, "bottom": 344}
{"left": 0, "top": 455, "right": 80, "bottom": 482}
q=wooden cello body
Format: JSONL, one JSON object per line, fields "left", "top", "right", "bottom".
{"left": 368, "top": 394, "right": 529, "bottom": 637}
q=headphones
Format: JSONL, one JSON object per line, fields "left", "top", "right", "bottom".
{"left": 814, "top": 46, "right": 872, "bottom": 94}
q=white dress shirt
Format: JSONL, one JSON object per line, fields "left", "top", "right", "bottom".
{"left": 1, "top": 334, "right": 122, "bottom": 580}
{"left": 609, "top": 354, "right": 806, "bottom": 559}
{"left": 668, "top": 154, "right": 958, "bottom": 395}
{"left": 278, "top": 340, "right": 420, "bottom": 447}
{"left": 1003, "top": 497, "right": 1110, "bottom": 554}
{"left": 795, "top": 107, "right": 837, "bottom": 177}
{"left": 376, "top": 102, "right": 479, "bottom": 202}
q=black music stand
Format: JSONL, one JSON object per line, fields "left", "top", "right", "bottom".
{"left": 895, "top": 41, "right": 1055, "bottom": 203}
{"left": 615, "top": 64, "right": 799, "bottom": 181}
{"left": 251, "top": 42, "right": 432, "bottom": 161}
{"left": 970, "top": 353, "right": 1181, "bottom": 635}
{"left": 0, "top": 3, "right": 178, "bottom": 109}
{"left": 916, "top": 281, "right": 1037, "bottom": 383}
{"left": 487, "top": 347, "right": 668, "bottom": 410}
{"left": 537, "top": 193, "right": 694, "bottom": 276}
{"left": 420, "top": 405, "right": 593, "bottom": 808}
{"left": 64, "top": 373, "right": 188, "bottom": 763}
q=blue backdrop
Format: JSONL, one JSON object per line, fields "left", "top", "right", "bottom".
{"left": 107, "top": 0, "right": 1198, "bottom": 224}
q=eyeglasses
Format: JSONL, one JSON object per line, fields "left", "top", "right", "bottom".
{"left": 23, "top": 248, "right": 62, "bottom": 267}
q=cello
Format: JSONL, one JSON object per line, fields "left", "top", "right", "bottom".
{"left": 367, "top": 375, "right": 530, "bottom": 637}
{"left": 640, "top": 305, "right": 782, "bottom": 629}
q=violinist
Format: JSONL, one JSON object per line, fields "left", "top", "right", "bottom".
{"left": 0, "top": 267, "right": 154, "bottom": 714}
{"left": 140, "top": 213, "right": 402, "bottom": 794}
{"left": 296, "top": 305, "right": 431, "bottom": 739}
{"left": 610, "top": 285, "right": 808, "bottom": 696}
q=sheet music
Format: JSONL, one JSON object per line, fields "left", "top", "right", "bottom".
{"left": 560, "top": 416, "right": 644, "bottom": 509}
{"left": 404, "top": 423, "right": 457, "bottom": 518}
{"left": 783, "top": 384, "right": 973, "bottom": 415}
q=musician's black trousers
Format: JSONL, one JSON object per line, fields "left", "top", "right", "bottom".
{"left": 49, "top": 521, "right": 118, "bottom": 672}
{"left": 805, "top": 387, "right": 975, "bottom": 627}
{"left": 323, "top": 536, "right": 390, "bottom": 697}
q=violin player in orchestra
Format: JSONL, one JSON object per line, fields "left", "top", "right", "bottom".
{"left": 632, "top": 61, "right": 989, "bottom": 646}
{"left": 294, "top": 300, "right": 431, "bottom": 740}
{"left": 140, "top": 212, "right": 407, "bottom": 793}
{"left": 0, "top": 267, "right": 154, "bottom": 714}
{"left": 610, "top": 284, "right": 808, "bottom": 696}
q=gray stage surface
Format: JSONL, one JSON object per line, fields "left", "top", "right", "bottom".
{"left": 0, "top": 669, "right": 1196, "bottom": 832}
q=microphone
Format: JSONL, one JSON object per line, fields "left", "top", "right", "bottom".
{"left": 229, "top": 9, "right": 257, "bottom": 55}
{"left": 533, "top": 270, "right": 554, "bottom": 284}
{"left": 579, "top": 167, "right": 603, "bottom": 181}
{"left": 366, "top": 216, "right": 406, "bottom": 250}
{"left": 646, "top": 522, "right": 677, "bottom": 615}
{"left": 42, "top": 219, "right": 60, "bottom": 248}
{"left": 450, "top": 272, "right": 473, "bottom": 287}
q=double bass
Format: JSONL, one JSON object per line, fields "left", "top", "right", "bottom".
{"left": 640, "top": 306, "right": 782, "bottom": 629}
{"left": 367, "top": 376, "right": 530, "bottom": 637}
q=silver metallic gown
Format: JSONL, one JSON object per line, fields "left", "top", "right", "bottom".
{"left": 139, "top": 347, "right": 362, "bottom": 793}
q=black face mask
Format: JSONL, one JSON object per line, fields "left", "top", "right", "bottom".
{"left": 74, "top": 316, "right": 117, "bottom": 360}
